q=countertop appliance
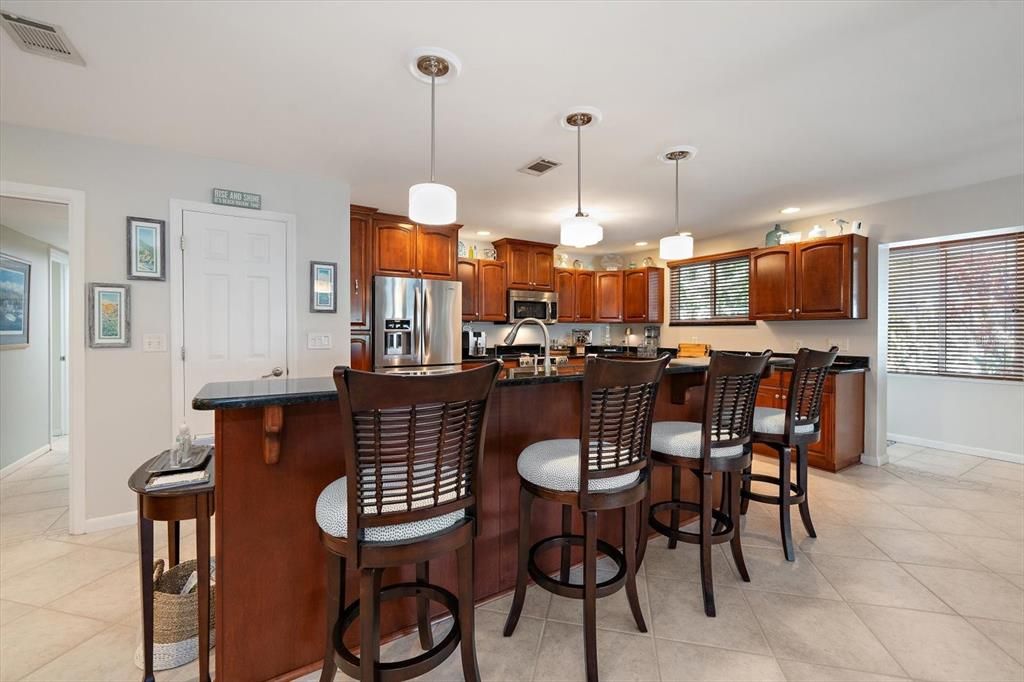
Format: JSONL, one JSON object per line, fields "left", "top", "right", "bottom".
{"left": 508, "top": 289, "right": 558, "bottom": 324}
{"left": 374, "top": 276, "right": 462, "bottom": 373}
{"left": 463, "top": 329, "right": 487, "bottom": 357}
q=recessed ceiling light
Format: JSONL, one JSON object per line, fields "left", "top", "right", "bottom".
{"left": 635, "top": 241, "right": 649, "bottom": 246}
{"left": 780, "top": 207, "right": 801, "bottom": 214}
{"left": 476, "top": 230, "right": 491, "bottom": 236}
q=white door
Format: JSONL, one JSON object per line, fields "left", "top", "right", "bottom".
{"left": 49, "top": 252, "right": 69, "bottom": 438}
{"left": 182, "top": 209, "right": 289, "bottom": 435}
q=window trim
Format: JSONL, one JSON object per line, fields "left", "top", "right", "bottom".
{"left": 667, "top": 248, "right": 756, "bottom": 327}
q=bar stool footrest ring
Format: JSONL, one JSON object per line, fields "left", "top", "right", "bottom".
{"left": 333, "top": 582, "right": 461, "bottom": 682}
{"left": 649, "top": 500, "right": 735, "bottom": 544}
{"left": 741, "top": 473, "right": 806, "bottom": 506}
{"left": 527, "top": 534, "right": 627, "bottom": 599}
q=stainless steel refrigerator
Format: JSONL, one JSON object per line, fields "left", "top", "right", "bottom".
{"left": 373, "top": 276, "right": 462, "bottom": 374}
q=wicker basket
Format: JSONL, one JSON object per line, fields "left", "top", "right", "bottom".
{"left": 134, "top": 558, "right": 216, "bottom": 671}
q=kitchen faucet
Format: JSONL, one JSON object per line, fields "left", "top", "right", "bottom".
{"left": 504, "top": 317, "right": 551, "bottom": 370}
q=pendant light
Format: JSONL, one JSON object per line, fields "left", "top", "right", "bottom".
{"left": 659, "top": 145, "right": 697, "bottom": 260}
{"left": 560, "top": 109, "right": 603, "bottom": 248}
{"left": 408, "top": 50, "right": 459, "bottom": 225}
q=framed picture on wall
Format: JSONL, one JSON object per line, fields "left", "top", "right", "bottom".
{"left": 310, "top": 261, "right": 337, "bottom": 313}
{"left": 88, "top": 283, "right": 131, "bottom": 348}
{"left": 126, "top": 216, "right": 166, "bottom": 280}
{"left": 0, "top": 253, "right": 31, "bottom": 348}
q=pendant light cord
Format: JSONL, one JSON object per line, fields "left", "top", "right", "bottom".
{"left": 674, "top": 158, "right": 679, "bottom": 231}
{"left": 430, "top": 69, "right": 436, "bottom": 183}
{"left": 576, "top": 122, "right": 583, "bottom": 217}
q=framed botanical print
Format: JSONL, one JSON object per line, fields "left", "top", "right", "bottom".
{"left": 310, "top": 261, "right": 337, "bottom": 313}
{"left": 126, "top": 216, "right": 166, "bottom": 280}
{"left": 0, "top": 253, "right": 31, "bottom": 348}
{"left": 88, "top": 283, "right": 131, "bottom": 348}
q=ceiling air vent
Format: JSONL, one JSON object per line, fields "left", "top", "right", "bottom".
{"left": 1, "top": 12, "right": 85, "bottom": 66}
{"left": 518, "top": 157, "right": 561, "bottom": 177}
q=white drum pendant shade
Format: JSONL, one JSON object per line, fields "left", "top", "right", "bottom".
{"left": 409, "top": 182, "right": 457, "bottom": 225}
{"left": 560, "top": 215, "right": 603, "bottom": 248}
{"left": 659, "top": 233, "right": 694, "bottom": 260}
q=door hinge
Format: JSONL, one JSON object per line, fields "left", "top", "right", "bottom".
{"left": 180, "top": 346, "right": 186, "bottom": 361}
{"left": 179, "top": 235, "right": 185, "bottom": 251}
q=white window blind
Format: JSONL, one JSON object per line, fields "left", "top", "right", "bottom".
{"left": 888, "top": 231, "right": 1024, "bottom": 381}
{"left": 669, "top": 255, "right": 751, "bottom": 324}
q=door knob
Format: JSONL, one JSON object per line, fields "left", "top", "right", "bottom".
{"left": 262, "top": 367, "right": 284, "bottom": 378}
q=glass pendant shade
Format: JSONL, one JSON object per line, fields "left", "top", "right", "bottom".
{"left": 659, "top": 232, "right": 694, "bottom": 260}
{"left": 409, "top": 182, "right": 457, "bottom": 225}
{"left": 560, "top": 214, "right": 603, "bottom": 248}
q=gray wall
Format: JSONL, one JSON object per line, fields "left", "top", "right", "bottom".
{"left": 0, "top": 225, "right": 53, "bottom": 468}
{"left": 0, "top": 123, "right": 351, "bottom": 522}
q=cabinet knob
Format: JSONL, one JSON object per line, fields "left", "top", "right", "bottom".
{"left": 787, "top": 308, "right": 792, "bottom": 313}
{"left": 795, "top": 308, "right": 800, "bottom": 313}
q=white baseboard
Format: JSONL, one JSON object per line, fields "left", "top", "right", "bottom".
{"left": 0, "top": 444, "right": 52, "bottom": 479}
{"left": 888, "top": 433, "right": 1024, "bottom": 465}
{"left": 80, "top": 510, "right": 136, "bottom": 535}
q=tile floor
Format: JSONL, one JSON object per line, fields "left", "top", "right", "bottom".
{"left": 1, "top": 441, "right": 1022, "bottom": 681}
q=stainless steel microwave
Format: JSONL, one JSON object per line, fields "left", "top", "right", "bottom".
{"left": 507, "top": 289, "right": 558, "bottom": 324}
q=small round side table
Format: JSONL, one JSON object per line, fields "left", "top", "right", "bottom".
{"left": 128, "top": 454, "right": 215, "bottom": 682}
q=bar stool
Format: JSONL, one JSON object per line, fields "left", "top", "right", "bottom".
{"left": 317, "top": 362, "right": 501, "bottom": 682}
{"left": 128, "top": 452, "right": 214, "bottom": 682}
{"left": 503, "top": 355, "right": 670, "bottom": 682}
{"left": 647, "top": 351, "right": 771, "bottom": 617}
{"left": 741, "top": 346, "right": 839, "bottom": 561}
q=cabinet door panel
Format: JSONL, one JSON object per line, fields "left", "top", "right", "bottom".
{"left": 795, "top": 237, "right": 851, "bottom": 319}
{"left": 623, "top": 270, "right": 649, "bottom": 322}
{"left": 478, "top": 260, "right": 507, "bottom": 321}
{"left": 556, "top": 269, "right": 576, "bottom": 322}
{"left": 374, "top": 219, "right": 417, "bottom": 277}
{"left": 575, "top": 271, "right": 595, "bottom": 322}
{"left": 595, "top": 271, "right": 623, "bottom": 322}
{"left": 350, "top": 212, "right": 371, "bottom": 328}
{"left": 531, "top": 247, "right": 555, "bottom": 291}
{"left": 505, "top": 244, "right": 533, "bottom": 289}
{"left": 350, "top": 333, "right": 372, "bottom": 371}
{"left": 749, "top": 247, "right": 794, "bottom": 320}
{"left": 416, "top": 225, "right": 458, "bottom": 280}
{"left": 457, "top": 258, "right": 479, "bottom": 320}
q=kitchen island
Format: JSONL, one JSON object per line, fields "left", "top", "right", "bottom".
{"left": 195, "top": 360, "right": 725, "bottom": 680}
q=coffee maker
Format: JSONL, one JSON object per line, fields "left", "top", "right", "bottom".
{"left": 463, "top": 329, "right": 487, "bottom": 357}
{"left": 639, "top": 325, "right": 660, "bottom": 358}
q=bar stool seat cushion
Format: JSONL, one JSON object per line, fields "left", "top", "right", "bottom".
{"left": 517, "top": 439, "right": 640, "bottom": 492}
{"left": 316, "top": 476, "right": 464, "bottom": 542}
{"left": 752, "top": 407, "right": 815, "bottom": 435}
{"left": 651, "top": 421, "right": 744, "bottom": 459}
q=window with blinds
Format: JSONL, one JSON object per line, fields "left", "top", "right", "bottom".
{"left": 888, "top": 231, "right": 1024, "bottom": 381}
{"left": 669, "top": 254, "right": 752, "bottom": 325}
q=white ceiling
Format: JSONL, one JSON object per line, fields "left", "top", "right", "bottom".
{"left": 0, "top": 196, "right": 69, "bottom": 250}
{"left": 1, "top": 1, "right": 1022, "bottom": 253}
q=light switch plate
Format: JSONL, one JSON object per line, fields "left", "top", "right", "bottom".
{"left": 307, "top": 333, "right": 333, "bottom": 350}
{"left": 142, "top": 334, "right": 167, "bottom": 352}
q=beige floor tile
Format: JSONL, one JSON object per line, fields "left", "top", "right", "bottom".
{"left": 775, "top": 659, "right": 909, "bottom": 681}
{"left": 533, "top": 620, "right": 659, "bottom": 682}
{"left": 0, "top": 507, "right": 66, "bottom": 544}
{"left": 885, "top": 443, "right": 923, "bottom": 463}
{"left": 0, "top": 474, "right": 68, "bottom": 497}
{"left": 897, "top": 450, "right": 986, "bottom": 477}
{"left": 894, "top": 504, "right": 1011, "bottom": 538}
{"left": 0, "top": 536, "right": 78, "bottom": 580}
{"left": 858, "top": 527, "right": 986, "bottom": 570}
{"left": 546, "top": 572, "right": 650, "bottom": 634}
{"left": 46, "top": 561, "right": 142, "bottom": 624}
{"left": 926, "top": 486, "right": 1024, "bottom": 514}
{"left": 0, "top": 488, "right": 69, "bottom": 515}
{"left": 1004, "top": 572, "right": 1024, "bottom": 590}
{"left": 972, "top": 510, "right": 1024, "bottom": 541}
{"left": 852, "top": 603, "right": 1023, "bottom": 681}
{"left": 478, "top": 583, "right": 551, "bottom": 620}
{"left": 0, "top": 544, "right": 137, "bottom": 606}
{"left": 0, "top": 598, "right": 35, "bottom": 625}
{"left": 646, "top": 579, "right": 770, "bottom": 655}
{"left": 939, "top": 534, "right": 1024, "bottom": 575}
{"left": 744, "top": 591, "right": 904, "bottom": 677}
{"left": 968, "top": 617, "right": 1024, "bottom": 666}
{"left": 901, "top": 563, "right": 1024, "bottom": 623}
{"left": 796, "top": 523, "right": 890, "bottom": 560}
{"left": 0, "top": 607, "right": 109, "bottom": 680}
{"left": 728, "top": 546, "right": 841, "bottom": 601}
{"left": 817, "top": 498, "right": 925, "bottom": 532}
{"left": 24, "top": 623, "right": 141, "bottom": 680}
{"left": 866, "top": 481, "right": 948, "bottom": 507}
{"left": 639, "top": 539, "right": 735, "bottom": 582}
{"left": 808, "top": 554, "right": 951, "bottom": 613}
{"left": 45, "top": 509, "right": 70, "bottom": 535}
{"left": 654, "top": 639, "right": 785, "bottom": 681}
{"left": 961, "top": 460, "right": 1024, "bottom": 492}
{"left": 22, "top": 449, "right": 69, "bottom": 470}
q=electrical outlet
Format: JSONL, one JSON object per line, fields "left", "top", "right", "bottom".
{"left": 142, "top": 334, "right": 166, "bottom": 352}
{"left": 307, "top": 333, "right": 333, "bottom": 350}
{"left": 827, "top": 337, "right": 850, "bottom": 351}
{"left": 691, "top": 336, "right": 699, "bottom": 343}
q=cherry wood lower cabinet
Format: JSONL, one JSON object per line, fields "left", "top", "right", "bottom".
{"left": 753, "top": 369, "right": 865, "bottom": 472}
{"left": 207, "top": 372, "right": 710, "bottom": 680}
{"left": 458, "top": 258, "right": 506, "bottom": 321}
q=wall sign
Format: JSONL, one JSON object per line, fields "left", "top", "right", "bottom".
{"left": 212, "top": 188, "right": 262, "bottom": 210}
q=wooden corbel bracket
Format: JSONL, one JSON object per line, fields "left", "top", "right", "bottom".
{"left": 263, "top": 406, "right": 284, "bottom": 465}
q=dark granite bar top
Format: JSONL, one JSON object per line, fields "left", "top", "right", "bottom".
{"left": 720, "top": 351, "right": 870, "bottom": 373}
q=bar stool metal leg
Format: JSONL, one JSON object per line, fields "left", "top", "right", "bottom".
{"left": 138, "top": 502, "right": 155, "bottom": 682}
{"left": 197, "top": 494, "right": 211, "bottom": 682}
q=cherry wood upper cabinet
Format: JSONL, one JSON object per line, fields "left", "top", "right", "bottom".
{"left": 349, "top": 205, "right": 377, "bottom": 329}
{"left": 478, "top": 260, "right": 507, "bottom": 321}
{"left": 556, "top": 268, "right": 576, "bottom": 322}
{"left": 457, "top": 258, "right": 480, "bottom": 320}
{"left": 416, "top": 224, "right": 459, "bottom": 280}
{"left": 575, "top": 270, "right": 595, "bottom": 322}
{"left": 795, "top": 235, "right": 867, "bottom": 319}
{"left": 373, "top": 213, "right": 460, "bottom": 280}
{"left": 493, "top": 239, "right": 557, "bottom": 291}
{"left": 595, "top": 271, "right": 624, "bottom": 322}
{"left": 749, "top": 246, "right": 795, "bottom": 320}
{"left": 750, "top": 235, "right": 867, "bottom": 321}
{"left": 622, "top": 267, "right": 664, "bottom": 323}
